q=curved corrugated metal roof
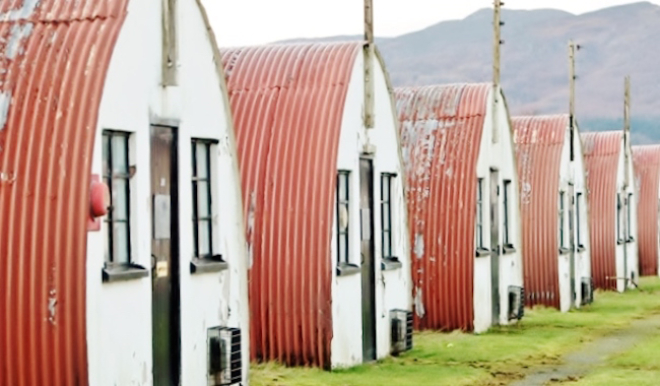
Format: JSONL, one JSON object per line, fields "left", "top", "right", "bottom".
{"left": 512, "top": 115, "right": 567, "bottom": 309}
{"left": 0, "top": 1, "right": 129, "bottom": 385}
{"left": 632, "top": 145, "right": 660, "bottom": 276}
{"left": 395, "top": 83, "right": 491, "bottom": 331}
{"left": 221, "top": 42, "right": 361, "bottom": 368}
{"left": 581, "top": 131, "right": 623, "bottom": 290}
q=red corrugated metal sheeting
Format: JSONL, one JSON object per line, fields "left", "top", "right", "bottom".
{"left": 632, "top": 145, "right": 660, "bottom": 276}
{"left": 581, "top": 131, "right": 623, "bottom": 291}
{"left": 395, "top": 83, "right": 491, "bottom": 332}
{"left": 221, "top": 42, "right": 362, "bottom": 369}
{"left": 0, "top": 1, "right": 128, "bottom": 385}
{"left": 512, "top": 115, "right": 566, "bottom": 309}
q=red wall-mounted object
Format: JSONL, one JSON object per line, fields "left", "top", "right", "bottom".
{"left": 88, "top": 174, "right": 110, "bottom": 232}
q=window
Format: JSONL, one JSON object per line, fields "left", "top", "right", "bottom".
{"left": 503, "top": 180, "right": 511, "bottom": 245}
{"left": 337, "top": 171, "right": 350, "bottom": 264}
{"left": 103, "top": 130, "right": 132, "bottom": 265}
{"left": 381, "top": 174, "right": 394, "bottom": 258}
{"left": 476, "top": 178, "right": 484, "bottom": 249}
{"left": 191, "top": 139, "right": 215, "bottom": 259}
{"left": 617, "top": 193, "right": 623, "bottom": 241}
{"left": 627, "top": 193, "right": 633, "bottom": 241}
{"left": 576, "top": 193, "right": 583, "bottom": 247}
{"left": 559, "top": 191, "right": 566, "bottom": 248}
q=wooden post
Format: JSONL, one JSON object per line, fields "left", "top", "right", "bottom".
{"left": 568, "top": 40, "right": 577, "bottom": 161}
{"left": 364, "top": 0, "right": 375, "bottom": 129}
{"left": 162, "top": 0, "right": 178, "bottom": 86}
{"left": 624, "top": 76, "right": 631, "bottom": 188}
{"left": 492, "top": 0, "right": 503, "bottom": 143}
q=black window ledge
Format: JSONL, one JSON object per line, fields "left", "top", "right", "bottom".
{"left": 191, "top": 255, "right": 228, "bottom": 274}
{"left": 627, "top": 237, "right": 635, "bottom": 243}
{"left": 503, "top": 244, "right": 516, "bottom": 255}
{"left": 617, "top": 239, "right": 624, "bottom": 245}
{"left": 577, "top": 245, "right": 586, "bottom": 253}
{"left": 103, "top": 264, "right": 149, "bottom": 283}
{"left": 382, "top": 256, "right": 402, "bottom": 271}
{"left": 475, "top": 248, "right": 490, "bottom": 258}
{"left": 337, "top": 262, "right": 361, "bottom": 277}
{"left": 559, "top": 247, "right": 571, "bottom": 255}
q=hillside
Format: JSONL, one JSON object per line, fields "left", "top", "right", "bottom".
{"left": 277, "top": 2, "right": 660, "bottom": 144}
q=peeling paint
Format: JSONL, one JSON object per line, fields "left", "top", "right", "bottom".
{"left": 0, "top": 0, "right": 41, "bottom": 21}
{"left": 413, "top": 233, "right": 424, "bottom": 259}
{"left": 47, "top": 289, "right": 57, "bottom": 324}
{"left": 413, "top": 288, "right": 425, "bottom": 318}
{"left": 5, "top": 23, "right": 34, "bottom": 59}
{"left": 0, "top": 91, "right": 11, "bottom": 131}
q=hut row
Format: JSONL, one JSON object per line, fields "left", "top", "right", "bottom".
{"left": 0, "top": 0, "right": 656, "bottom": 385}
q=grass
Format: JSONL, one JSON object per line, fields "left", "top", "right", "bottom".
{"left": 250, "top": 278, "right": 660, "bottom": 386}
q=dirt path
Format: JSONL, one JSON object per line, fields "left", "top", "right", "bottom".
{"left": 508, "top": 313, "right": 660, "bottom": 386}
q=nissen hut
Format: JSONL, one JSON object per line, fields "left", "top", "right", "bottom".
{"left": 0, "top": 1, "right": 249, "bottom": 385}
{"left": 582, "top": 131, "right": 638, "bottom": 291}
{"left": 395, "top": 83, "right": 525, "bottom": 333}
{"left": 222, "top": 42, "right": 413, "bottom": 369}
{"left": 512, "top": 115, "right": 593, "bottom": 312}
{"left": 632, "top": 145, "right": 660, "bottom": 277}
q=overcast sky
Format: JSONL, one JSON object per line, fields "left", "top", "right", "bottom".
{"left": 203, "top": 0, "right": 659, "bottom": 47}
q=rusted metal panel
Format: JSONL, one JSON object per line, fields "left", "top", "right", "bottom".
{"left": 512, "top": 115, "right": 567, "bottom": 309}
{"left": 0, "top": 1, "right": 129, "bottom": 385}
{"left": 394, "top": 83, "right": 491, "bottom": 332}
{"left": 632, "top": 145, "right": 660, "bottom": 276}
{"left": 581, "top": 131, "right": 623, "bottom": 290}
{"left": 221, "top": 42, "right": 361, "bottom": 369}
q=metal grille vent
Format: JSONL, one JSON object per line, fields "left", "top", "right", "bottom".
{"left": 390, "top": 309, "right": 413, "bottom": 355}
{"left": 581, "top": 277, "right": 594, "bottom": 305}
{"left": 208, "top": 327, "right": 242, "bottom": 386}
{"left": 508, "top": 286, "right": 525, "bottom": 320}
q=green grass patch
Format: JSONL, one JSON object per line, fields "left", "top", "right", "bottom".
{"left": 250, "top": 278, "right": 660, "bottom": 385}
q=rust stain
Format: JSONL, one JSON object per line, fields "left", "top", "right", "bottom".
{"left": 0, "top": 1, "right": 129, "bottom": 385}
{"left": 581, "top": 131, "right": 623, "bottom": 291}
{"left": 632, "top": 145, "right": 660, "bottom": 276}
{"left": 512, "top": 115, "right": 567, "bottom": 309}
{"left": 221, "top": 42, "right": 362, "bottom": 369}
{"left": 395, "top": 83, "right": 491, "bottom": 332}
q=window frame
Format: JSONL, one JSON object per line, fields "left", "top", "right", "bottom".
{"left": 101, "top": 129, "right": 147, "bottom": 283}
{"left": 336, "top": 170, "right": 352, "bottom": 267}
{"left": 190, "top": 138, "right": 227, "bottom": 274}
{"left": 380, "top": 173, "right": 401, "bottom": 271}
{"left": 576, "top": 192, "right": 585, "bottom": 250}
{"left": 558, "top": 191, "right": 569, "bottom": 254}
{"left": 627, "top": 193, "right": 634, "bottom": 242}
{"left": 475, "top": 178, "right": 488, "bottom": 257}
{"left": 617, "top": 193, "right": 623, "bottom": 244}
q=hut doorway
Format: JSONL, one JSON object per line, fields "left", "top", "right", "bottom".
{"left": 360, "top": 157, "right": 377, "bottom": 361}
{"left": 490, "top": 168, "right": 501, "bottom": 325}
{"left": 150, "top": 125, "right": 181, "bottom": 385}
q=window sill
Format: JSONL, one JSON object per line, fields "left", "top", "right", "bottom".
{"left": 559, "top": 247, "right": 571, "bottom": 255}
{"left": 337, "top": 262, "right": 361, "bottom": 277}
{"left": 627, "top": 237, "right": 635, "bottom": 243}
{"left": 503, "top": 244, "right": 516, "bottom": 255}
{"left": 475, "top": 248, "right": 490, "bottom": 258}
{"left": 102, "top": 264, "right": 149, "bottom": 283}
{"left": 191, "top": 255, "right": 228, "bottom": 274}
{"left": 577, "top": 245, "right": 586, "bottom": 253}
{"left": 382, "top": 256, "right": 402, "bottom": 271}
{"left": 617, "top": 239, "right": 624, "bottom": 245}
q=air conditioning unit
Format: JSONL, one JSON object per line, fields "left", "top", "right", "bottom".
{"left": 581, "top": 277, "right": 594, "bottom": 305}
{"left": 390, "top": 309, "right": 413, "bottom": 356}
{"left": 208, "top": 326, "right": 242, "bottom": 386}
{"left": 507, "top": 286, "right": 525, "bottom": 321}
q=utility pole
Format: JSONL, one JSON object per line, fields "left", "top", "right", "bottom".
{"left": 624, "top": 76, "right": 631, "bottom": 189}
{"left": 568, "top": 41, "right": 580, "bottom": 162}
{"left": 568, "top": 40, "right": 580, "bottom": 308}
{"left": 162, "top": 0, "right": 178, "bottom": 86}
{"left": 363, "top": 0, "right": 375, "bottom": 130}
{"left": 492, "top": 0, "right": 504, "bottom": 144}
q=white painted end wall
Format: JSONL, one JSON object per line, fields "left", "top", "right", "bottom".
{"left": 573, "top": 125, "right": 592, "bottom": 308}
{"left": 85, "top": 0, "right": 249, "bottom": 385}
{"left": 330, "top": 51, "right": 412, "bottom": 368}
{"left": 474, "top": 86, "right": 524, "bottom": 332}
